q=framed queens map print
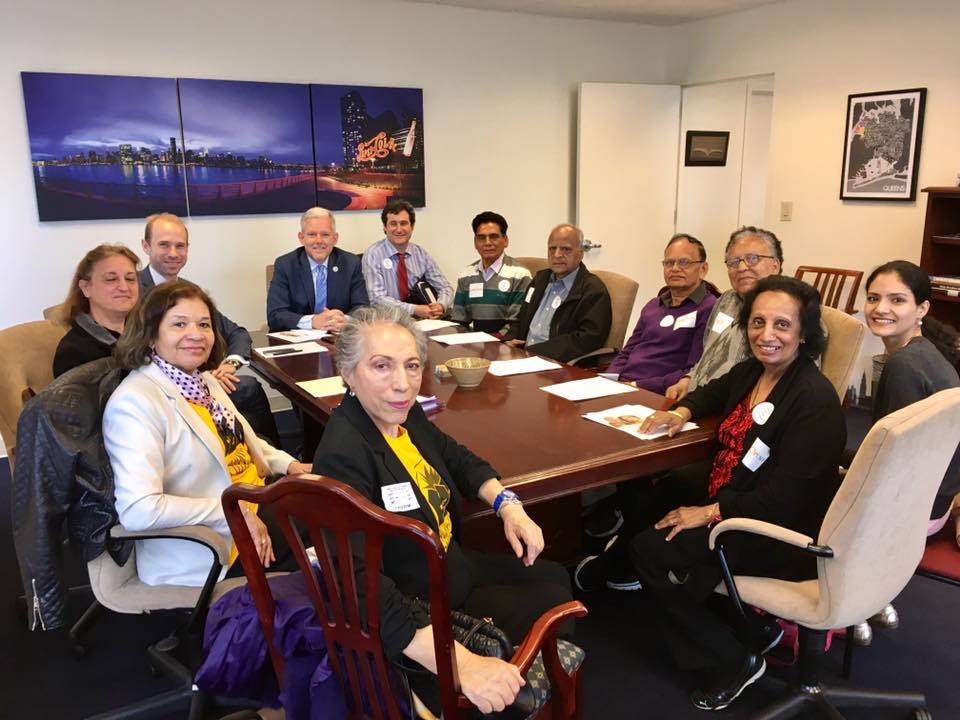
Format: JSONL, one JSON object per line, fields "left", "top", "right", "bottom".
{"left": 840, "top": 88, "right": 926, "bottom": 201}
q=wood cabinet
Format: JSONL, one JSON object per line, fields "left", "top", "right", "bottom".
{"left": 919, "top": 186, "right": 960, "bottom": 328}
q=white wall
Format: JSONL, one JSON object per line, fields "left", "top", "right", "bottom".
{"left": 667, "top": 0, "right": 960, "bottom": 290}
{"left": 1, "top": 0, "right": 668, "bottom": 330}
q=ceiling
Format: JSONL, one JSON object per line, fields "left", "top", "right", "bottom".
{"left": 397, "top": 0, "right": 783, "bottom": 25}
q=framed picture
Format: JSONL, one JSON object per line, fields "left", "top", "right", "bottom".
{"left": 684, "top": 131, "right": 730, "bottom": 167}
{"left": 840, "top": 88, "right": 926, "bottom": 201}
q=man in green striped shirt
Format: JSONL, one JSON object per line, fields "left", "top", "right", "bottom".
{"left": 450, "top": 211, "right": 532, "bottom": 337}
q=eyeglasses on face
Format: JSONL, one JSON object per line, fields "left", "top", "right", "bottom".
{"left": 661, "top": 259, "right": 704, "bottom": 269}
{"left": 724, "top": 253, "right": 776, "bottom": 269}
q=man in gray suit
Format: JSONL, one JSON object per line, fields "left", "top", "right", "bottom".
{"left": 138, "top": 213, "right": 279, "bottom": 445}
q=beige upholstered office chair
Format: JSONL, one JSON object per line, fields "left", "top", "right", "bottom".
{"left": 818, "top": 305, "right": 865, "bottom": 401}
{"left": 265, "top": 264, "right": 275, "bottom": 294}
{"left": 795, "top": 266, "right": 863, "bottom": 315}
{"left": 569, "top": 269, "right": 639, "bottom": 367}
{"left": 513, "top": 256, "right": 549, "bottom": 276}
{"left": 42, "top": 302, "right": 69, "bottom": 323}
{"left": 710, "top": 388, "right": 960, "bottom": 719}
{"left": 0, "top": 320, "right": 67, "bottom": 468}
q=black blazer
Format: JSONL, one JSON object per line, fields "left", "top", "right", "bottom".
{"left": 503, "top": 263, "right": 612, "bottom": 362}
{"left": 139, "top": 268, "right": 252, "bottom": 358}
{"left": 677, "top": 354, "right": 846, "bottom": 537}
{"left": 312, "top": 393, "right": 498, "bottom": 658}
{"left": 266, "top": 246, "right": 368, "bottom": 331}
{"left": 53, "top": 322, "right": 118, "bottom": 378}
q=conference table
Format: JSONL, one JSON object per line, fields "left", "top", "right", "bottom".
{"left": 251, "top": 328, "right": 719, "bottom": 528}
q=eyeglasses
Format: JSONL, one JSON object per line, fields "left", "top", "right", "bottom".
{"left": 661, "top": 259, "right": 704, "bottom": 269}
{"left": 303, "top": 231, "right": 333, "bottom": 240}
{"left": 724, "top": 254, "right": 777, "bottom": 269}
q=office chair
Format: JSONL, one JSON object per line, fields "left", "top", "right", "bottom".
{"left": 513, "top": 256, "right": 550, "bottom": 276}
{"left": 569, "top": 269, "right": 639, "bottom": 367}
{"left": 709, "top": 388, "right": 960, "bottom": 719}
{"left": 223, "top": 477, "right": 588, "bottom": 719}
{"left": 818, "top": 305, "right": 865, "bottom": 401}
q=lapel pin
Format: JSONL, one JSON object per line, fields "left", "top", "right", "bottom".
{"left": 332, "top": 266, "right": 339, "bottom": 272}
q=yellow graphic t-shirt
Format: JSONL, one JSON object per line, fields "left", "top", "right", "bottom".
{"left": 383, "top": 427, "right": 452, "bottom": 549}
{"left": 190, "top": 403, "right": 263, "bottom": 564}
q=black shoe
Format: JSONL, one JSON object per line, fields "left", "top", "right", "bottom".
{"left": 573, "top": 555, "right": 607, "bottom": 592}
{"left": 691, "top": 654, "right": 765, "bottom": 711}
{"left": 605, "top": 563, "right": 642, "bottom": 591}
{"left": 583, "top": 503, "right": 623, "bottom": 539}
{"left": 756, "top": 620, "right": 785, "bottom": 655}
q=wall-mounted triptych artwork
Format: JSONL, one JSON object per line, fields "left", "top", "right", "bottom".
{"left": 20, "top": 72, "right": 425, "bottom": 221}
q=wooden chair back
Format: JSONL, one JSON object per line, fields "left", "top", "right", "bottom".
{"left": 223, "top": 477, "right": 586, "bottom": 719}
{"left": 795, "top": 266, "right": 863, "bottom": 314}
{"left": 266, "top": 264, "right": 275, "bottom": 294}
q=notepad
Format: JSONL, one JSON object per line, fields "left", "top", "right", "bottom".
{"left": 415, "top": 319, "right": 459, "bottom": 331}
{"left": 296, "top": 376, "right": 346, "bottom": 397}
{"left": 582, "top": 404, "right": 698, "bottom": 440}
{"left": 488, "top": 357, "right": 563, "bottom": 376}
{"left": 540, "top": 376, "right": 636, "bottom": 402}
{"left": 429, "top": 331, "right": 500, "bottom": 345}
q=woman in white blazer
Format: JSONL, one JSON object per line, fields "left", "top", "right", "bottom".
{"left": 104, "top": 280, "right": 312, "bottom": 586}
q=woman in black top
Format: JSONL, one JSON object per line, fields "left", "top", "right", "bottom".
{"left": 53, "top": 244, "right": 140, "bottom": 377}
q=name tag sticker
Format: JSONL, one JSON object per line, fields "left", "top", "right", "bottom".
{"left": 332, "top": 265, "right": 339, "bottom": 273}
{"left": 660, "top": 315, "right": 675, "bottom": 328}
{"left": 711, "top": 312, "right": 735, "bottom": 334}
{"left": 498, "top": 279, "right": 511, "bottom": 293}
{"left": 382, "top": 258, "right": 393, "bottom": 270}
{"left": 469, "top": 282, "right": 484, "bottom": 299}
{"left": 674, "top": 310, "right": 697, "bottom": 330}
{"left": 381, "top": 482, "right": 419, "bottom": 512}
{"left": 551, "top": 295, "right": 562, "bottom": 309}
{"left": 742, "top": 437, "right": 770, "bottom": 472}
{"left": 752, "top": 401, "right": 774, "bottom": 425}
{"left": 525, "top": 286, "right": 535, "bottom": 303}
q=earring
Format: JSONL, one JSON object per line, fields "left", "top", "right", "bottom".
{"left": 918, "top": 319, "right": 923, "bottom": 327}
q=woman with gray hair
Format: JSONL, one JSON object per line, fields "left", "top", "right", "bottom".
{"left": 313, "top": 304, "right": 573, "bottom": 715}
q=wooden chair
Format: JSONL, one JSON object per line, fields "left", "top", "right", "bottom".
{"left": 0, "top": 319, "right": 68, "bottom": 469}
{"left": 223, "top": 477, "right": 587, "bottom": 720}
{"left": 794, "top": 266, "right": 863, "bottom": 315}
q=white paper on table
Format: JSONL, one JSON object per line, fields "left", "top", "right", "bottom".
{"left": 598, "top": 372, "right": 620, "bottom": 381}
{"left": 254, "top": 341, "right": 328, "bottom": 358}
{"left": 296, "top": 375, "right": 346, "bottom": 397}
{"left": 415, "top": 319, "right": 459, "bottom": 331}
{"left": 582, "top": 403, "right": 698, "bottom": 440}
{"left": 540, "top": 376, "right": 636, "bottom": 402}
{"left": 488, "top": 356, "right": 563, "bottom": 376}
{"left": 267, "top": 329, "right": 330, "bottom": 341}
{"left": 429, "top": 331, "right": 500, "bottom": 345}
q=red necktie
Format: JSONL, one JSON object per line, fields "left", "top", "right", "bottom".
{"left": 396, "top": 253, "right": 409, "bottom": 302}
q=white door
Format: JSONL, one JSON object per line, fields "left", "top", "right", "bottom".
{"left": 577, "top": 82, "right": 682, "bottom": 328}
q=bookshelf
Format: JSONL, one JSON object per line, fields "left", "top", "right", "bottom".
{"left": 919, "top": 187, "right": 960, "bottom": 327}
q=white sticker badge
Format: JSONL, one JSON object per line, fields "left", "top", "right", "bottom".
{"left": 381, "top": 482, "right": 419, "bottom": 513}
{"left": 711, "top": 311, "right": 735, "bottom": 334}
{"left": 752, "top": 401, "right": 774, "bottom": 425}
{"left": 331, "top": 265, "right": 339, "bottom": 273}
{"left": 742, "top": 437, "right": 771, "bottom": 472}
{"left": 551, "top": 295, "right": 562, "bottom": 309}
{"left": 382, "top": 257, "right": 393, "bottom": 270}
{"left": 469, "top": 282, "right": 484, "bottom": 299}
{"left": 498, "top": 279, "right": 511, "bottom": 293}
{"left": 674, "top": 310, "right": 697, "bottom": 330}
{"left": 660, "top": 315, "right": 675, "bottom": 328}
{"left": 525, "top": 286, "right": 535, "bottom": 303}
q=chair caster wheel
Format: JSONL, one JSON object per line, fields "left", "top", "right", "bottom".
{"left": 913, "top": 708, "right": 932, "bottom": 720}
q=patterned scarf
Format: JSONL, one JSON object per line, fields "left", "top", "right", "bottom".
{"left": 152, "top": 353, "right": 239, "bottom": 442}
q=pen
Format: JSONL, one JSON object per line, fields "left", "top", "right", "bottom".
{"left": 262, "top": 347, "right": 302, "bottom": 357}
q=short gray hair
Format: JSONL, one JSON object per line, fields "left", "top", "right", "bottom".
{"left": 335, "top": 304, "right": 428, "bottom": 378}
{"left": 725, "top": 225, "right": 783, "bottom": 265}
{"left": 548, "top": 223, "right": 586, "bottom": 249}
{"left": 300, "top": 207, "right": 337, "bottom": 232}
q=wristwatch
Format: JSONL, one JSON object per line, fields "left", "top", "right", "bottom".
{"left": 223, "top": 359, "right": 243, "bottom": 370}
{"left": 493, "top": 489, "right": 522, "bottom": 517}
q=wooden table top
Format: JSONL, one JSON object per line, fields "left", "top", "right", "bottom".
{"left": 251, "top": 330, "right": 718, "bottom": 513}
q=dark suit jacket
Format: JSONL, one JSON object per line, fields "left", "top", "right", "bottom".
{"left": 266, "top": 247, "right": 368, "bottom": 331}
{"left": 312, "top": 393, "right": 497, "bottom": 658}
{"left": 677, "top": 353, "right": 846, "bottom": 537}
{"left": 138, "top": 268, "right": 252, "bottom": 358}
{"left": 503, "top": 263, "right": 612, "bottom": 362}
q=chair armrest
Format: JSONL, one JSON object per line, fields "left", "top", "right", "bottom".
{"left": 568, "top": 347, "right": 617, "bottom": 368}
{"left": 509, "top": 600, "right": 588, "bottom": 674}
{"left": 110, "top": 523, "right": 232, "bottom": 566}
{"left": 708, "top": 518, "right": 833, "bottom": 558}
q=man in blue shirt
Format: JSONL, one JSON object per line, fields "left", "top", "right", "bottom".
{"left": 361, "top": 199, "right": 453, "bottom": 319}
{"left": 503, "top": 224, "right": 611, "bottom": 362}
{"left": 267, "top": 207, "right": 368, "bottom": 332}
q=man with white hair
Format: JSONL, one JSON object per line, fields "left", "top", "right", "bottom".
{"left": 267, "top": 207, "right": 368, "bottom": 332}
